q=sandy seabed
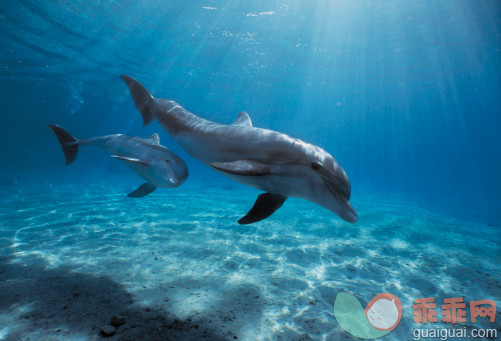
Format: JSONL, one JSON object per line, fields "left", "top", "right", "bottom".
{"left": 0, "top": 179, "right": 499, "bottom": 341}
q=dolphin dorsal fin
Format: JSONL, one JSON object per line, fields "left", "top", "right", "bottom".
{"left": 231, "top": 112, "right": 252, "bottom": 127}
{"left": 149, "top": 133, "right": 160, "bottom": 144}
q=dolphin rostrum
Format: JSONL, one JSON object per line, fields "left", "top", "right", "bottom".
{"left": 121, "top": 75, "right": 357, "bottom": 223}
{"left": 48, "top": 124, "right": 188, "bottom": 197}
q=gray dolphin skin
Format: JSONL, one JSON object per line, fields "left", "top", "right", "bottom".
{"left": 48, "top": 124, "right": 188, "bottom": 198}
{"left": 120, "top": 75, "right": 357, "bottom": 224}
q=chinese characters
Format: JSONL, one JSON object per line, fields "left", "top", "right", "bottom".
{"left": 413, "top": 297, "right": 496, "bottom": 324}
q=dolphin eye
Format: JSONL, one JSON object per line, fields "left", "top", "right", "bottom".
{"left": 166, "top": 159, "right": 170, "bottom": 163}
{"left": 311, "top": 162, "right": 321, "bottom": 171}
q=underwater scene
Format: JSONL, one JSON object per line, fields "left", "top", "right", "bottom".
{"left": 0, "top": 1, "right": 500, "bottom": 340}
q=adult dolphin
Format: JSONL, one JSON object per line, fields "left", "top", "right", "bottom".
{"left": 121, "top": 75, "right": 357, "bottom": 224}
{"left": 48, "top": 124, "right": 188, "bottom": 197}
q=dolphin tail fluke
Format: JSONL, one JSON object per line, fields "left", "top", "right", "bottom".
{"left": 120, "top": 75, "right": 154, "bottom": 126}
{"left": 48, "top": 124, "right": 79, "bottom": 165}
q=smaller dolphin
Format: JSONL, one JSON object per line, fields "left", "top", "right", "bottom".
{"left": 48, "top": 124, "right": 188, "bottom": 197}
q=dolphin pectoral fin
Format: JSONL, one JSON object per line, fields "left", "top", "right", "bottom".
{"left": 120, "top": 75, "right": 154, "bottom": 126}
{"left": 238, "top": 193, "right": 287, "bottom": 225}
{"left": 127, "top": 183, "right": 156, "bottom": 198}
{"left": 210, "top": 159, "right": 272, "bottom": 176}
{"left": 148, "top": 133, "right": 160, "bottom": 144}
{"left": 111, "top": 155, "right": 150, "bottom": 166}
{"left": 231, "top": 112, "right": 253, "bottom": 127}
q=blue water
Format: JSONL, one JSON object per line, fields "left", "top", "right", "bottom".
{"left": 1, "top": 1, "right": 500, "bottom": 340}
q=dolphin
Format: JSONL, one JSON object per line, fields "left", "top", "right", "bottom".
{"left": 48, "top": 124, "right": 188, "bottom": 197}
{"left": 120, "top": 75, "right": 357, "bottom": 224}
